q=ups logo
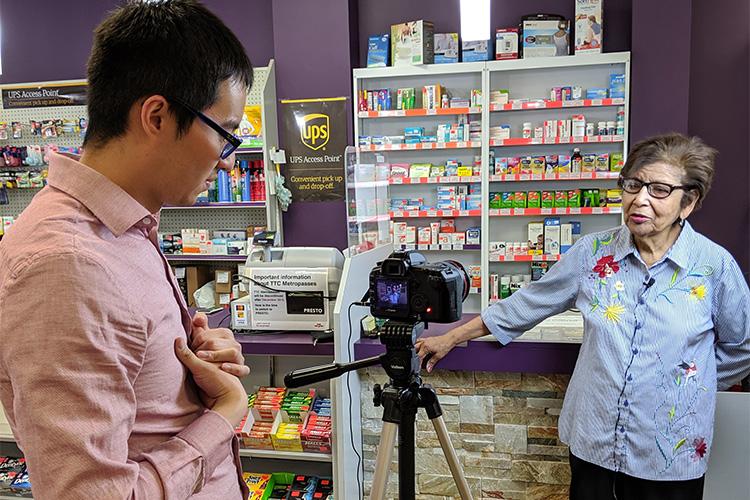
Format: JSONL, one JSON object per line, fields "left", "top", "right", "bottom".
{"left": 300, "top": 113, "right": 329, "bottom": 150}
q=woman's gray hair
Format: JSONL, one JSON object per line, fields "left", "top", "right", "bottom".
{"left": 621, "top": 133, "right": 717, "bottom": 209}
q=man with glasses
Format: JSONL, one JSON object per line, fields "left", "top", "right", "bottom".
{"left": 0, "top": 1, "right": 254, "bottom": 498}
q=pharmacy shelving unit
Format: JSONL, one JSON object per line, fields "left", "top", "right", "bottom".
{"left": 484, "top": 54, "right": 629, "bottom": 319}
{"left": 352, "top": 51, "right": 630, "bottom": 326}
{"left": 343, "top": 52, "right": 630, "bottom": 499}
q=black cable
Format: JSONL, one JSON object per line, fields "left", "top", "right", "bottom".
{"left": 347, "top": 300, "right": 368, "bottom": 500}
{"left": 240, "top": 275, "right": 337, "bottom": 300}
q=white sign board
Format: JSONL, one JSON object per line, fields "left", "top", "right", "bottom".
{"left": 248, "top": 268, "right": 330, "bottom": 331}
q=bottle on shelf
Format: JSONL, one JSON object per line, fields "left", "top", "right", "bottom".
{"left": 571, "top": 148, "right": 582, "bottom": 174}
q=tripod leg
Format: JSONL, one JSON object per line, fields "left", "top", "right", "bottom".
{"left": 432, "top": 415, "right": 474, "bottom": 500}
{"left": 369, "top": 421, "right": 397, "bottom": 500}
{"left": 398, "top": 408, "right": 417, "bottom": 500}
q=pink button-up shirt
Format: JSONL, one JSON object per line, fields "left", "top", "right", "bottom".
{"left": 0, "top": 153, "right": 248, "bottom": 499}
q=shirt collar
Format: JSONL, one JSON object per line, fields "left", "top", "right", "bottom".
{"left": 611, "top": 221, "right": 694, "bottom": 269}
{"left": 46, "top": 152, "right": 156, "bottom": 237}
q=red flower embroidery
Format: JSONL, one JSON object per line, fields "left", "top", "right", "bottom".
{"left": 692, "top": 437, "right": 707, "bottom": 460}
{"left": 593, "top": 255, "right": 620, "bottom": 278}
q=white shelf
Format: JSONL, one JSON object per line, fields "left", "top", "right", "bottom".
{"left": 491, "top": 97, "right": 625, "bottom": 111}
{"left": 490, "top": 135, "right": 624, "bottom": 147}
{"left": 358, "top": 106, "right": 481, "bottom": 118}
{"left": 359, "top": 141, "right": 481, "bottom": 152}
{"left": 238, "top": 448, "right": 332, "bottom": 462}
{"left": 350, "top": 53, "right": 630, "bottom": 500}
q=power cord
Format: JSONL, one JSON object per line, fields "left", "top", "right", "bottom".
{"left": 347, "top": 300, "right": 369, "bottom": 500}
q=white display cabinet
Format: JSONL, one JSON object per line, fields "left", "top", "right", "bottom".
{"left": 353, "top": 52, "right": 631, "bottom": 340}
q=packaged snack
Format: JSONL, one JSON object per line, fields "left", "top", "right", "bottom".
{"left": 542, "top": 191, "right": 555, "bottom": 208}
{"left": 514, "top": 191, "right": 527, "bottom": 209}
{"left": 527, "top": 191, "right": 541, "bottom": 208}
{"left": 567, "top": 189, "right": 581, "bottom": 207}
{"left": 500, "top": 192, "right": 514, "bottom": 209}
{"left": 555, "top": 191, "right": 568, "bottom": 208}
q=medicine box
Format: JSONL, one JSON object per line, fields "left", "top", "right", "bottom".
{"left": 462, "top": 40, "right": 492, "bottom": 62}
{"left": 391, "top": 20, "right": 435, "bottom": 66}
{"left": 466, "top": 227, "right": 481, "bottom": 245}
{"left": 495, "top": 28, "right": 519, "bottom": 59}
{"left": 434, "top": 33, "right": 459, "bottom": 64}
{"left": 610, "top": 74, "right": 626, "bottom": 98}
{"left": 528, "top": 222, "right": 544, "bottom": 254}
{"left": 367, "top": 34, "right": 390, "bottom": 67}
{"left": 574, "top": 0, "right": 603, "bottom": 54}
{"left": 522, "top": 20, "right": 569, "bottom": 58}
{"left": 544, "top": 217, "right": 561, "bottom": 255}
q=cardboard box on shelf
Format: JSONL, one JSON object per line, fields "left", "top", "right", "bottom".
{"left": 172, "top": 266, "right": 210, "bottom": 307}
{"left": 391, "top": 20, "right": 435, "bottom": 66}
{"left": 214, "top": 269, "right": 234, "bottom": 294}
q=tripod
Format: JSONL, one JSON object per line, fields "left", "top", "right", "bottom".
{"left": 284, "top": 320, "right": 473, "bottom": 500}
{"left": 369, "top": 374, "right": 473, "bottom": 500}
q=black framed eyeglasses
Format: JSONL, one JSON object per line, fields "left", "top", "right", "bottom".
{"left": 170, "top": 97, "right": 242, "bottom": 160}
{"left": 618, "top": 177, "right": 695, "bottom": 199}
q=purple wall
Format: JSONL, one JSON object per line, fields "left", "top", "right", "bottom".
{"left": 272, "top": 0, "right": 355, "bottom": 250}
{"left": 357, "top": 0, "right": 632, "bottom": 67}
{"left": 0, "top": 0, "right": 274, "bottom": 84}
{"left": 687, "top": 0, "right": 750, "bottom": 272}
{"left": 0, "top": 1, "right": 118, "bottom": 84}
{"left": 629, "top": 0, "right": 692, "bottom": 142}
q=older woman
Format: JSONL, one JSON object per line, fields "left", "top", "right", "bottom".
{"left": 416, "top": 133, "right": 750, "bottom": 500}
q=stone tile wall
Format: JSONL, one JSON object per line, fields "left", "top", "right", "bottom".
{"left": 359, "top": 368, "right": 572, "bottom": 499}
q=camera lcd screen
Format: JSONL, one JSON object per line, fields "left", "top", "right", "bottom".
{"left": 376, "top": 278, "right": 409, "bottom": 311}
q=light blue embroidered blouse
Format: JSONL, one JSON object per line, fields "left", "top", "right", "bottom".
{"left": 481, "top": 221, "right": 750, "bottom": 480}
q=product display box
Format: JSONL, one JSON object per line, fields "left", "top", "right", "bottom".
{"left": 434, "top": 33, "right": 459, "bottom": 64}
{"left": 574, "top": 0, "right": 603, "bottom": 54}
{"left": 367, "top": 34, "right": 390, "bottom": 67}
{"left": 522, "top": 19, "right": 570, "bottom": 58}
{"left": 391, "top": 20, "right": 434, "bottom": 66}
{"left": 495, "top": 28, "right": 519, "bottom": 59}
{"left": 172, "top": 265, "right": 210, "bottom": 307}
{"left": 462, "top": 40, "right": 492, "bottom": 62}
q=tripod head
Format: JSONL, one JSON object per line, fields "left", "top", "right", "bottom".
{"left": 284, "top": 320, "right": 424, "bottom": 389}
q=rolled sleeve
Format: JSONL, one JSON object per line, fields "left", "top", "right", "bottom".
{"left": 482, "top": 240, "right": 584, "bottom": 344}
{"left": 712, "top": 253, "right": 750, "bottom": 390}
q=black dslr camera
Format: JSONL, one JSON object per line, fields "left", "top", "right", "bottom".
{"left": 368, "top": 250, "right": 469, "bottom": 324}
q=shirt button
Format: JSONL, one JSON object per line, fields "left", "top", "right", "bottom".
{"left": 620, "top": 426, "right": 625, "bottom": 433}
{"left": 624, "top": 400, "right": 629, "bottom": 407}
{"left": 627, "top": 374, "right": 633, "bottom": 382}
{"left": 632, "top": 348, "right": 638, "bottom": 355}
{"left": 638, "top": 298, "right": 645, "bottom": 305}
{"left": 142, "top": 217, "right": 152, "bottom": 225}
{"left": 635, "top": 322, "right": 642, "bottom": 330}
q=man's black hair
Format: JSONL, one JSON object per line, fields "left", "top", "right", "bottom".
{"left": 84, "top": 0, "right": 253, "bottom": 147}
